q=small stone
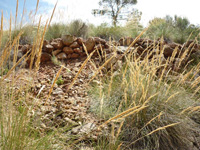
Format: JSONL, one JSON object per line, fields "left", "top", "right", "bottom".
{"left": 70, "top": 42, "right": 80, "bottom": 49}
{"left": 51, "top": 39, "right": 64, "bottom": 49}
{"left": 44, "top": 44, "right": 54, "bottom": 53}
{"left": 40, "top": 52, "right": 52, "bottom": 63}
{"left": 52, "top": 49, "right": 62, "bottom": 56}
{"left": 71, "top": 53, "right": 79, "bottom": 59}
{"left": 52, "top": 88, "right": 63, "bottom": 95}
{"left": 63, "top": 47, "right": 74, "bottom": 54}
{"left": 56, "top": 52, "right": 67, "bottom": 60}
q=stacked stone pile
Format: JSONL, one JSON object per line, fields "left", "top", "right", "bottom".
{"left": 118, "top": 37, "right": 200, "bottom": 71}
{"left": 17, "top": 36, "right": 200, "bottom": 72}
{"left": 118, "top": 37, "right": 200, "bottom": 58}
{"left": 20, "top": 35, "right": 109, "bottom": 63}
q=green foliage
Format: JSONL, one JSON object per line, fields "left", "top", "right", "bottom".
{"left": 90, "top": 22, "right": 143, "bottom": 40}
{"left": 56, "top": 76, "right": 64, "bottom": 85}
{"left": 45, "top": 23, "right": 68, "bottom": 40}
{"left": 146, "top": 15, "right": 200, "bottom": 44}
{"left": 45, "top": 20, "right": 89, "bottom": 40}
{"left": 1, "top": 25, "right": 38, "bottom": 49}
{"left": 93, "top": 0, "right": 138, "bottom": 26}
{"left": 90, "top": 23, "right": 124, "bottom": 40}
{"left": 68, "top": 19, "right": 89, "bottom": 38}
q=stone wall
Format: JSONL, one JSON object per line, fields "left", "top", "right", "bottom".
{"left": 17, "top": 35, "right": 200, "bottom": 72}
{"left": 19, "top": 35, "right": 109, "bottom": 64}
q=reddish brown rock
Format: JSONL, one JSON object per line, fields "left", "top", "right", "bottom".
{"left": 74, "top": 48, "right": 82, "bottom": 54}
{"left": 94, "top": 37, "right": 106, "bottom": 45}
{"left": 40, "top": 52, "right": 52, "bottom": 62}
{"left": 105, "top": 43, "right": 109, "bottom": 49}
{"left": 43, "top": 40, "right": 49, "bottom": 48}
{"left": 52, "top": 50, "right": 62, "bottom": 56}
{"left": 77, "top": 37, "right": 84, "bottom": 45}
{"left": 163, "top": 45, "right": 174, "bottom": 57}
{"left": 70, "top": 42, "right": 80, "bottom": 49}
{"left": 63, "top": 47, "right": 74, "bottom": 54}
{"left": 62, "top": 35, "right": 77, "bottom": 46}
{"left": 51, "top": 39, "right": 64, "bottom": 49}
{"left": 56, "top": 52, "right": 67, "bottom": 60}
{"left": 70, "top": 53, "right": 79, "bottom": 59}
{"left": 44, "top": 44, "right": 54, "bottom": 53}
{"left": 84, "top": 37, "right": 95, "bottom": 52}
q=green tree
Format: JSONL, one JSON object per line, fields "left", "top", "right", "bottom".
{"left": 92, "top": 0, "right": 137, "bottom": 26}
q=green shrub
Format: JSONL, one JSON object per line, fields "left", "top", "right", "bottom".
{"left": 68, "top": 19, "right": 89, "bottom": 38}
{"left": 90, "top": 23, "right": 124, "bottom": 40}
{"left": 45, "top": 23, "right": 68, "bottom": 40}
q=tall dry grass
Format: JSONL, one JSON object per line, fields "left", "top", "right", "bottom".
{"left": 0, "top": 0, "right": 68, "bottom": 149}
{"left": 89, "top": 35, "right": 200, "bottom": 149}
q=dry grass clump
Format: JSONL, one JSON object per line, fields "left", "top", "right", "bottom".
{"left": 89, "top": 37, "right": 200, "bottom": 149}
{"left": 0, "top": 0, "right": 68, "bottom": 149}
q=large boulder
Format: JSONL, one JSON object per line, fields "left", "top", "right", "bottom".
{"left": 62, "top": 35, "right": 77, "bottom": 46}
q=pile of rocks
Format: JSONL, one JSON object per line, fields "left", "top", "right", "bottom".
{"left": 117, "top": 37, "right": 200, "bottom": 71}
{"left": 118, "top": 37, "right": 200, "bottom": 58}
{"left": 16, "top": 35, "right": 200, "bottom": 73}
{"left": 20, "top": 35, "right": 109, "bottom": 63}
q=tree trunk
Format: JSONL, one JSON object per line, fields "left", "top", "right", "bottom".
{"left": 113, "top": 15, "right": 117, "bottom": 27}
